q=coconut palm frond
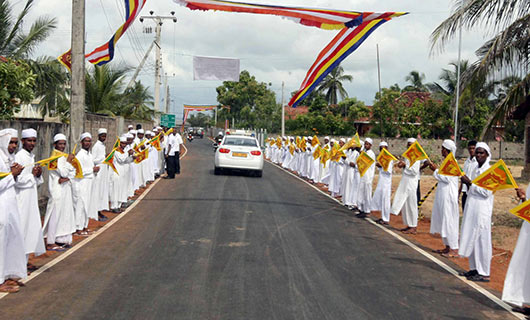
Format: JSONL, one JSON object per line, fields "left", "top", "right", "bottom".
{"left": 0, "top": 0, "right": 32, "bottom": 54}
{"left": 480, "top": 73, "right": 530, "bottom": 139}
{"left": 430, "top": 0, "right": 529, "bottom": 54}
{"left": 11, "top": 16, "right": 57, "bottom": 58}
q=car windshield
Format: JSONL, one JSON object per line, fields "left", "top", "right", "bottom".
{"left": 223, "top": 137, "right": 258, "bottom": 147}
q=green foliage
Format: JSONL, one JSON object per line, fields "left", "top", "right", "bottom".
{"left": 316, "top": 64, "right": 352, "bottom": 105}
{"left": 216, "top": 70, "right": 278, "bottom": 131}
{"left": 85, "top": 64, "right": 129, "bottom": 115}
{"left": 0, "top": 58, "right": 35, "bottom": 119}
{"left": 187, "top": 112, "right": 212, "bottom": 127}
{"left": 504, "top": 119, "right": 524, "bottom": 142}
{"left": 119, "top": 81, "right": 156, "bottom": 121}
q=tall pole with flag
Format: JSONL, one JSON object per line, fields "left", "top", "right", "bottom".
{"left": 70, "top": 0, "right": 85, "bottom": 148}
{"left": 454, "top": 22, "right": 462, "bottom": 143}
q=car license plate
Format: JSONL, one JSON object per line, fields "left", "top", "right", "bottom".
{"left": 232, "top": 152, "right": 247, "bottom": 158}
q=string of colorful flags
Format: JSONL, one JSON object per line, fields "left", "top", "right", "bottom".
{"left": 175, "top": 0, "right": 407, "bottom": 107}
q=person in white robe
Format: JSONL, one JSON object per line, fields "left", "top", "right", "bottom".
{"left": 15, "top": 128, "right": 46, "bottom": 263}
{"left": 356, "top": 138, "right": 376, "bottom": 217}
{"left": 328, "top": 139, "right": 346, "bottom": 197}
{"left": 341, "top": 145, "right": 356, "bottom": 208}
{"left": 109, "top": 136, "right": 134, "bottom": 213}
{"left": 143, "top": 131, "right": 155, "bottom": 183}
{"left": 502, "top": 185, "right": 530, "bottom": 314}
{"left": 460, "top": 140, "right": 477, "bottom": 212}
{"left": 73, "top": 132, "right": 99, "bottom": 234}
{"left": 91, "top": 128, "right": 109, "bottom": 221}
{"left": 458, "top": 142, "right": 493, "bottom": 282}
{"left": 126, "top": 134, "right": 136, "bottom": 198}
{"left": 135, "top": 129, "right": 147, "bottom": 188}
{"left": 129, "top": 130, "right": 140, "bottom": 191}
{"left": 321, "top": 138, "right": 334, "bottom": 185}
{"left": 428, "top": 140, "right": 460, "bottom": 256}
{"left": 318, "top": 137, "right": 331, "bottom": 183}
{"left": 372, "top": 142, "right": 393, "bottom": 225}
{"left": 0, "top": 129, "right": 26, "bottom": 292}
{"left": 391, "top": 138, "right": 420, "bottom": 234}
{"left": 42, "top": 134, "right": 76, "bottom": 249}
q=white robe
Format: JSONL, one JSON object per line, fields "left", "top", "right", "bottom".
{"left": 0, "top": 155, "right": 26, "bottom": 282}
{"left": 141, "top": 145, "right": 153, "bottom": 183}
{"left": 459, "top": 161, "right": 493, "bottom": 276}
{"left": 14, "top": 149, "right": 46, "bottom": 256}
{"left": 391, "top": 159, "right": 420, "bottom": 227}
{"left": 328, "top": 158, "right": 344, "bottom": 196}
{"left": 357, "top": 149, "right": 376, "bottom": 213}
{"left": 72, "top": 149, "right": 96, "bottom": 230}
{"left": 110, "top": 149, "right": 132, "bottom": 209}
{"left": 43, "top": 155, "right": 76, "bottom": 245}
{"left": 91, "top": 140, "right": 109, "bottom": 212}
{"left": 430, "top": 168, "right": 460, "bottom": 249}
{"left": 341, "top": 150, "right": 356, "bottom": 206}
{"left": 371, "top": 161, "right": 393, "bottom": 222}
{"left": 502, "top": 221, "right": 530, "bottom": 306}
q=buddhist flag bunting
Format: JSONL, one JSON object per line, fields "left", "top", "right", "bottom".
{"left": 357, "top": 151, "right": 374, "bottom": 177}
{"left": 85, "top": 0, "right": 147, "bottom": 65}
{"left": 0, "top": 172, "right": 12, "bottom": 180}
{"left": 134, "top": 148, "right": 149, "bottom": 164}
{"left": 175, "top": 0, "right": 404, "bottom": 30}
{"left": 438, "top": 152, "right": 464, "bottom": 177}
{"left": 509, "top": 199, "right": 530, "bottom": 224}
{"left": 311, "top": 135, "right": 320, "bottom": 147}
{"left": 104, "top": 149, "right": 119, "bottom": 175}
{"left": 402, "top": 141, "right": 429, "bottom": 168}
{"left": 376, "top": 148, "right": 397, "bottom": 172}
{"left": 472, "top": 159, "right": 518, "bottom": 192}
{"left": 47, "top": 150, "right": 67, "bottom": 171}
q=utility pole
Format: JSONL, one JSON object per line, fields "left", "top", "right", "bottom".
{"left": 454, "top": 24, "right": 463, "bottom": 144}
{"left": 164, "top": 75, "right": 170, "bottom": 114}
{"left": 281, "top": 81, "right": 285, "bottom": 137}
{"left": 139, "top": 11, "right": 177, "bottom": 122}
{"left": 70, "top": 0, "right": 85, "bottom": 148}
{"left": 376, "top": 44, "right": 383, "bottom": 138}
{"left": 126, "top": 40, "right": 155, "bottom": 88}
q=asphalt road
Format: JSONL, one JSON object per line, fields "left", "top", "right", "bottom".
{"left": 0, "top": 138, "right": 515, "bottom": 320}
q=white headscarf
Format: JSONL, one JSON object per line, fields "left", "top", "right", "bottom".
{"left": 80, "top": 132, "right": 92, "bottom": 141}
{"left": 442, "top": 139, "right": 457, "bottom": 154}
{"left": 137, "top": 129, "right": 144, "bottom": 134}
{"left": 407, "top": 137, "right": 416, "bottom": 143}
{"left": 475, "top": 142, "right": 491, "bottom": 164}
{"left": 98, "top": 128, "right": 107, "bottom": 135}
{"left": 21, "top": 128, "right": 37, "bottom": 139}
{"left": 120, "top": 136, "right": 128, "bottom": 142}
{"left": 379, "top": 141, "right": 388, "bottom": 147}
{"left": 0, "top": 128, "right": 17, "bottom": 165}
{"left": 53, "top": 133, "right": 67, "bottom": 143}
{"left": 365, "top": 137, "right": 373, "bottom": 145}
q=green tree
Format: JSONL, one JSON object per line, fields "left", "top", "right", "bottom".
{"left": 316, "top": 64, "right": 352, "bottom": 105}
{"left": 370, "top": 87, "right": 402, "bottom": 137}
{"left": 427, "top": 60, "right": 469, "bottom": 97}
{"left": 85, "top": 65, "right": 129, "bottom": 114}
{"left": 120, "top": 81, "right": 155, "bottom": 121}
{"left": 0, "top": 58, "right": 35, "bottom": 119}
{"left": 187, "top": 112, "right": 212, "bottom": 127}
{"left": 403, "top": 71, "right": 427, "bottom": 92}
{"left": 0, "top": 0, "right": 57, "bottom": 58}
{"left": 29, "top": 57, "right": 69, "bottom": 118}
{"left": 430, "top": 0, "right": 529, "bottom": 139}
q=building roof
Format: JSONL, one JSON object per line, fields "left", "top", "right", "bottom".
{"left": 285, "top": 105, "right": 309, "bottom": 119}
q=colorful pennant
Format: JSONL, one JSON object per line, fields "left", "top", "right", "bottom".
{"left": 438, "top": 152, "right": 464, "bottom": 177}
{"left": 357, "top": 151, "right": 374, "bottom": 177}
{"left": 509, "top": 199, "right": 530, "bottom": 224}
{"left": 472, "top": 159, "right": 518, "bottom": 192}
{"left": 402, "top": 141, "right": 429, "bottom": 168}
{"left": 376, "top": 147, "right": 397, "bottom": 172}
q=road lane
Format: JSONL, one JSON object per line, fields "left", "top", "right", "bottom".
{"left": 0, "top": 138, "right": 515, "bottom": 319}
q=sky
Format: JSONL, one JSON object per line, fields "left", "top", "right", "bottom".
{"left": 15, "top": 0, "right": 494, "bottom": 118}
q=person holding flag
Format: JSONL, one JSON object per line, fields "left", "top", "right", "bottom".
{"left": 460, "top": 140, "right": 477, "bottom": 211}
{"left": 341, "top": 138, "right": 360, "bottom": 210}
{"left": 73, "top": 133, "right": 100, "bottom": 235}
{"left": 0, "top": 128, "right": 26, "bottom": 293}
{"left": 109, "top": 136, "right": 135, "bottom": 213}
{"left": 427, "top": 139, "right": 460, "bottom": 257}
{"left": 390, "top": 138, "right": 423, "bottom": 234}
{"left": 42, "top": 134, "right": 77, "bottom": 250}
{"left": 14, "top": 128, "right": 46, "bottom": 269}
{"left": 91, "top": 128, "right": 109, "bottom": 222}
{"left": 458, "top": 142, "right": 493, "bottom": 282}
{"left": 356, "top": 138, "right": 376, "bottom": 218}
{"left": 373, "top": 142, "right": 395, "bottom": 225}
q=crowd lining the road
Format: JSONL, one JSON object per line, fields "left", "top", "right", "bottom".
{"left": 266, "top": 135, "right": 529, "bottom": 315}
{"left": 0, "top": 125, "right": 183, "bottom": 293}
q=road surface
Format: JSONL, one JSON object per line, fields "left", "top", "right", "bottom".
{"left": 0, "top": 138, "right": 515, "bottom": 319}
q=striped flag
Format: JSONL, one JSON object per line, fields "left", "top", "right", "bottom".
{"left": 402, "top": 141, "right": 429, "bottom": 168}
{"left": 376, "top": 147, "right": 397, "bottom": 172}
{"left": 472, "top": 159, "right": 518, "bottom": 192}
{"left": 509, "top": 199, "right": 530, "bottom": 223}
{"left": 438, "top": 152, "right": 464, "bottom": 177}
{"left": 85, "top": 0, "right": 147, "bottom": 65}
{"left": 104, "top": 149, "right": 119, "bottom": 175}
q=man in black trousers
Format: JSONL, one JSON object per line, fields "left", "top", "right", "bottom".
{"left": 164, "top": 127, "right": 183, "bottom": 179}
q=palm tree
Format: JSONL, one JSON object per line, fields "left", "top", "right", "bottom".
{"left": 427, "top": 60, "right": 469, "bottom": 96}
{"left": 403, "top": 71, "right": 427, "bottom": 92}
{"left": 120, "top": 81, "right": 156, "bottom": 121}
{"left": 0, "top": 0, "right": 57, "bottom": 58}
{"left": 430, "top": 0, "right": 530, "bottom": 138}
{"left": 85, "top": 65, "right": 129, "bottom": 114}
{"left": 29, "top": 56, "right": 69, "bottom": 117}
{"left": 317, "top": 65, "right": 352, "bottom": 105}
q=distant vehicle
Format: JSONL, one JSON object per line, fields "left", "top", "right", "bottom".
{"left": 214, "top": 135, "right": 263, "bottom": 177}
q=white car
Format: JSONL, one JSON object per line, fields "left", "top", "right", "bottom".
{"left": 214, "top": 135, "right": 264, "bottom": 177}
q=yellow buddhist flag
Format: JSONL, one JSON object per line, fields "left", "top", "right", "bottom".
{"left": 438, "top": 152, "right": 464, "bottom": 177}
{"left": 299, "top": 138, "right": 307, "bottom": 152}
{"left": 276, "top": 137, "right": 282, "bottom": 148}
{"left": 313, "top": 145, "right": 322, "bottom": 160}
{"left": 320, "top": 149, "right": 331, "bottom": 167}
{"left": 339, "top": 132, "right": 361, "bottom": 152}
{"left": 71, "top": 157, "right": 83, "bottom": 179}
{"left": 472, "top": 159, "right": 518, "bottom": 192}
{"left": 509, "top": 199, "right": 530, "bottom": 223}
{"left": 311, "top": 135, "right": 320, "bottom": 147}
{"left": 402, "top": 141, "right": 429, "bottom": 167}
{"left": 289, "top": 144, "right": 295, "bottom": 155}
{"left": 376, "top": 148, "right": 397, "bottom": 172}
{"left": 357, "top": 151, "right": 375, "bottom": 177}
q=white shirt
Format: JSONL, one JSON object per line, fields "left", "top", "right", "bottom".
{"left": 167, "top": 133, "right": 183, "bottom": 156}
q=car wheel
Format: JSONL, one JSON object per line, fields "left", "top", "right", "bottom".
{"left": 255, "top": 170, "right": 262, "bottom": 178}
{"left": 214, "top": 167, "right": 221, "bottom": 175}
